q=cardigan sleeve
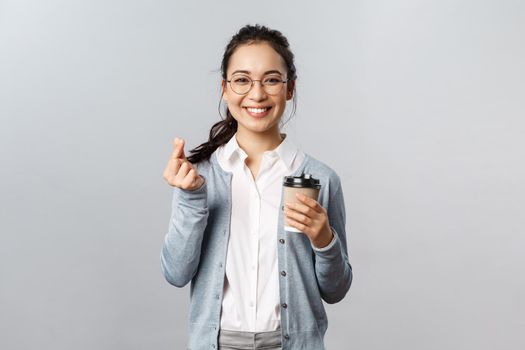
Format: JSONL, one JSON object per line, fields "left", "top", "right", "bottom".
{"left": 312, "top": 175, "right": 353, "bottom": 304}
{"left": 160, "top": 177, "right": 209, "bottom": 288}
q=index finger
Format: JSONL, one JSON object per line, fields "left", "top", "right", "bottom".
{"left": 296, "top": 193, "right": 324, "bottom": 213}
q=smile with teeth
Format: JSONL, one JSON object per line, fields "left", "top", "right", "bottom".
{"left": 244, "top": 106, "right": 272, "bottom": 118}
{"left": 245, "top": 107, "right": 271, "bottom": 113}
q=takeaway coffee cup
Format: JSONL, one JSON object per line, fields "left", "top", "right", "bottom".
{"left": 282, "top": 173, "right": 321, "bottom": 232}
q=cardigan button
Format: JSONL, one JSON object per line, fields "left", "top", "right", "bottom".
{"left": 281, "top": 303, "right": 287, "bottom": 308}
{"left": 280, "top": 271, "right": 286, "bottom": 277}
{"left": 279, "top": 239, "right": 285, "bottom": 244}
{"left": 284, "top": 334, "right": 290, "bottom": 340}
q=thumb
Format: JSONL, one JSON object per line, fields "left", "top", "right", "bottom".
{"left": 178, "top": 138, "right": 187, "bottom": 160}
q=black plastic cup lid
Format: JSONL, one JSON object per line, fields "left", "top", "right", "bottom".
{"left": 283, "top": 173, "right": 321, "bottom": 189}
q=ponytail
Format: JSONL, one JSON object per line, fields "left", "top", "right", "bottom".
{"left": 187, "top": 106, "right": 237, "bottom": 164}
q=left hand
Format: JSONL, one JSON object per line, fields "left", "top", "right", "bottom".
{"left": 284, "top": 193, "right": 334, "bottom": 249}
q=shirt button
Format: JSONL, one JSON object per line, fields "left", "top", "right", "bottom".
{"left": 251, "top": 265, "right": 256, "bottom": 270}
{"left": 279, "top": 239, "right": 285, "bottom": 244}
{"left": 249, "top": 301, "right": 254, "bottom": 307}
{"left": 281, "top": 303, "right": 287, "bottom": 308}
{"left": 280, "top": 271, "right": 286, "bottom": 277}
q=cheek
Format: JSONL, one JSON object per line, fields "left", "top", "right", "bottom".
{"left": 225, "top": 96, "right": 245, "bottom": 119}
{"left": 226, "top": 94, "right": 243, "bottom": 108}
{"left": 273, "top": 96, "right": 288, "bottom": 109}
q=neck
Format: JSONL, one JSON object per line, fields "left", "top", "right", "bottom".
{"left": 235, "top": 127, "right": 284, "bottom": 160}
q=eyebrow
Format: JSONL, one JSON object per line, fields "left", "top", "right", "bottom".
{"left": 231, "top": 70, "right": 284, "bottom": 76}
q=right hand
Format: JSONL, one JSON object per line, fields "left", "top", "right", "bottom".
{"left": 163, "top": 137, "right": 205, "bottom": 191}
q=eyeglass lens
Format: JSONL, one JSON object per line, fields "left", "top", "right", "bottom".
{"left": 229, "top": 75, "right": 285, "bottom": 95}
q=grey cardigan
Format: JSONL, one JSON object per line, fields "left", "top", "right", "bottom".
{"left": 161, "top": 151, "right": 353, "bottom": 350}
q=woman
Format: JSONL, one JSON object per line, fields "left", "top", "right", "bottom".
{"left": 161, "top": 24, "right": 352, "bottom": 350}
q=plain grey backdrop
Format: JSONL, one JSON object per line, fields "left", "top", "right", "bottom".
{"left": 1, "top": 0, "right": 524, "bottom": 349}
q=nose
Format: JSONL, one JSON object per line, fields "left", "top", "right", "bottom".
{"left": 248, "top": 80, "right": 267, "bottom": 101}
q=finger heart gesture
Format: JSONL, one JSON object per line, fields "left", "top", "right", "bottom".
{"left": 163, "top": 137, "right": 205, "bottom": 191}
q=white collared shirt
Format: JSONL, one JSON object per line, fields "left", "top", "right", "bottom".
{"left": 215, "top": 133, "right": 305, "bottom": 332}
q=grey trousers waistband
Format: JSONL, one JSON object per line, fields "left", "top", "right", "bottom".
{"left": 218, "top": 329, "right": 282, "bottom": 350}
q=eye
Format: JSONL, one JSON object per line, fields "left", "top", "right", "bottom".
{"left": 232, "top": 76, "right": 251, "bottom": 85}
{"left": 263, "top": 76, "right": 282, "bottom": 85}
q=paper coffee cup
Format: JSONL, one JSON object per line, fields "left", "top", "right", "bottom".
{"left": 282, "top": 173, "right": 321, "bottom": 232}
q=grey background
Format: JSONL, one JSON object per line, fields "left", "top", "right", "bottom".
{"left": 1, "top": 0, "right": 524, "bottom": 349}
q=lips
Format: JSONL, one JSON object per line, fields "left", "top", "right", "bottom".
{"left": 243, "top": 106, "right": 272, "bottom": 118}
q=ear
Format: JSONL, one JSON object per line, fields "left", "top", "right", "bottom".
{"left": 221, "top": 80, "right": 228, "bottom": 102}
{"left": 286, "top": 80, "right": 295, "bottom": 101}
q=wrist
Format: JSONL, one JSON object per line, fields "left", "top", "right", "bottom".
{"left": 311, "top": 228, "right": 334, "bottom": 249}
{"left": 184, "top": 176, "right": 205, "bottom": 192}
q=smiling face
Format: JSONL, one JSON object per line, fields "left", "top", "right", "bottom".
{"left": 221, "top": 42, "right": 294, "bottom": 137}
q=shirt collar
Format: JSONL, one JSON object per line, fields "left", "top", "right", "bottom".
{"left": 223, "top": 133, "right": 247, "bottom": 162}
{"left": 223, "top": 132, "right": 299, "bottom": 171}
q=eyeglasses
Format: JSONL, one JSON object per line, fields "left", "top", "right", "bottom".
{"left": 226, "top": 74, "right": 288, "bottom": 95}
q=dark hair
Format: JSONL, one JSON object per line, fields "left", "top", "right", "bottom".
{"left": 187, "top": 24, "right": 298, "bottom": 164}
